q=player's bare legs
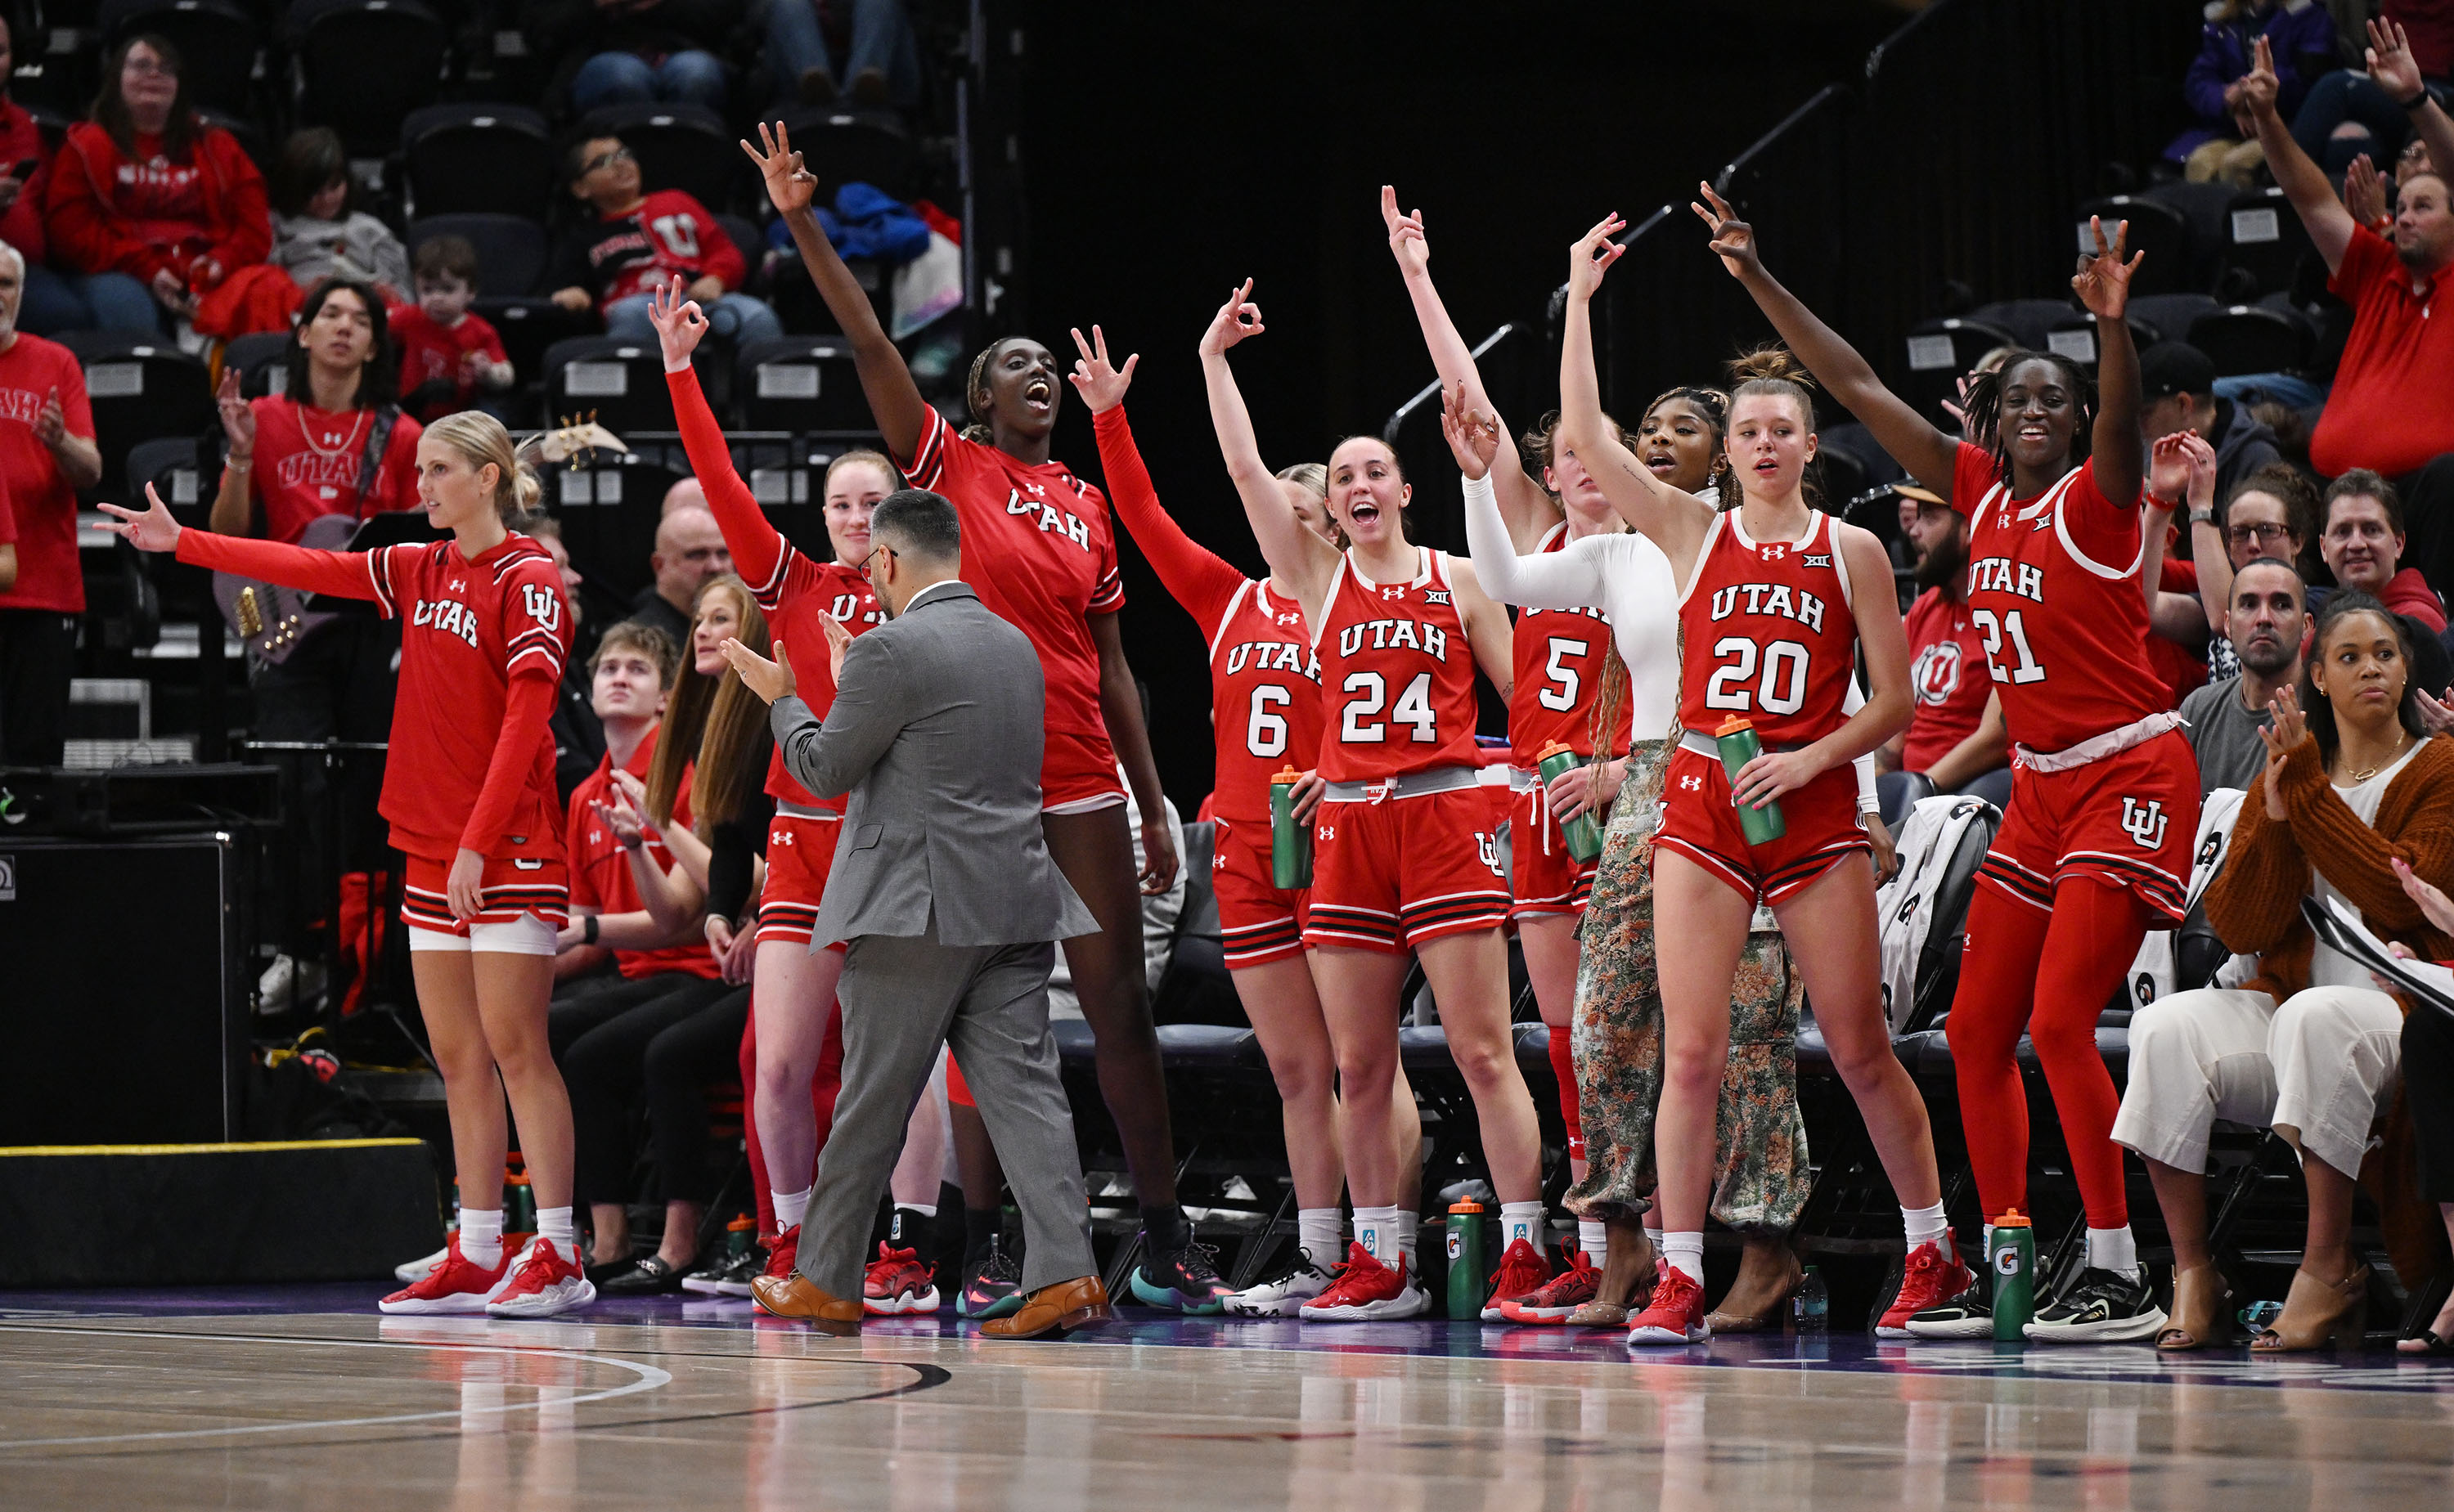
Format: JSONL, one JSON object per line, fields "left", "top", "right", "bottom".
{"left": 750, "top": 939, "right": 846, "bottom": 1224}
{"left": 1416, "top": 928, "right": 1542, "bottom": 1205}
{"left": 1234, "top": 953, "right": 1345, "bottom": 1207}
{"left": 416, "top": 953, "right": 514, "bottom": 1222}
{"left": 470, "top": 952, "right": 573, "bottom": 1210}
{"left": 1314, "top": 945, "right": 1413, "bottom": 1208}
{"left": 1647, "top": 852, "right": 1755, "bottom": 1240}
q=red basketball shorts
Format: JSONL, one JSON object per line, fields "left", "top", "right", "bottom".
{"left": 1508, "top": 780, "right": 1599, "bottom": 919}
{"left": 1040, "top": 728, "right": 1127, "bottom": 811}
{"left": 1980, "top": 725, "right": 2197, "bottom": 923}
{"left": 1652, "top": 747, "right": 1867, "bottom": 908}
{"left": 1304, "top": 783, "right": 1512, "bottom": 953}
{"left": 757, "top": 810, "right": 842, "bottom": 947}
{"left": 1211, "top": 814, "right": 1307, "bottom": 968}
{"left": 400, "top": 850, "right": 569, "bottom": 939}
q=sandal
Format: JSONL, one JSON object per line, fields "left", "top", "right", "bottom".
{"left": 2249, "top": 1265, "right": 2368, "bottom": 1353}
{"left": 1706, "top": 1252, "right": 1805, "bottom": 1335}
{"left": 2155, "top": 1263, "right": 2232, "bottom": 1353}
{"left": 1564, "top": 1300, "right": 1629, "bottom": 1327}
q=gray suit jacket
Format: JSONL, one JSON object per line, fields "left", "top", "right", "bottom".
{"left": 771, "top": 581, "right": 1098, "bottom": 949}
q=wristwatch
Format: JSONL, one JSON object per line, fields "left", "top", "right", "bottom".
{"left": 582, "top": 914, "right": 600, "bottom": 945}
{"left": 2189, "top": 506, "right": 2215, "bottom": 525}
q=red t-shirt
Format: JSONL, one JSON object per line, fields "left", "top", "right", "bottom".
{"left": 2311, "top": 225, "right": 2454, "bottom": 478}
{"left": 389, "top": 305, "right": 506, "bottom": 412}
{"left": 0, "top": 335, "right": 86, "bottom": 613}
{"left": 2146, "top": 553, "right": 2207, "bottom": 708}
{"left": 555, "top": 190, "right": 745, "bottom": 312}
{"left": 0, "top": 99, "right": 52, "bottom": 265}
{"left": 567, "top": 726, "right": 718, "bottom": 980}
{"left": 249, "top": 397, "right": 425, "bottom": 546}
{"left": 1902, "top": 586, "right": 1990, "bottom": 772}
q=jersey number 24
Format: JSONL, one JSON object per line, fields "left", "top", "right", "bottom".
{"left": 1341, "top": 671, "right": 1436, "bottom": 743}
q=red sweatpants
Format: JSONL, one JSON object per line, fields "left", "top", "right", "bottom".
{"left": 740, "top": 991, "right": 847, "bottom": 1237}
{"left": 1944, "top": 876, "right": 2147, "bottom": 1229}
{"left": 1549, "top": 1024, "right": 1584, "bottom": 1161}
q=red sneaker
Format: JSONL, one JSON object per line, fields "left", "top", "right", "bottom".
{"left": 1877, "top": 1240, "right": 1975, "bottom": 1338}
{"left": 762, "top": 1226, "right": 802, "bottom": 1282}
{"left": 1501, "top": 1245, "right": 1601, "bottom": 1323}
{"left": 487, "top": 1238, "right": 597, "bottom": 1318}
{"left": 1297, "top": 1241, "right": 1428, "bottom": 1321}
{"left": 862, "top": 1242, "right": 942, "bottom": 1316}
{"left": 1626, "top": 1264, "right": 1710, "bottom": 1344}
{"left": 1481, "top": 1236, "right": 1554, "bottom": 1321}
{"left": 379, "top": 1234, "right": 511, "bottom": 1314}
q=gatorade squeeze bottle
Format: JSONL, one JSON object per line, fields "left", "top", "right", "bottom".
{"left": 724, "top": 1213, "right": 756, "bottom": 1263}
{"left": 1714, "top": 715, "right": 1787, "bottom": 844}
{"left": 1445, "top": 1200, "right": 1485, "bottom": 1321}
{"left": 1535, "top": 740, "right": 1604, "bottom": 863}
{"left": 1989, "top": 1209, "right": 2035, "bottom": 1341}
{"left": 1270, "top": 766, "right": 1313, "bottom": 888}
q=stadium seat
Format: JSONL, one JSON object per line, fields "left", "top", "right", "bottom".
{"left": 98, "top": 0, "right": 260, "bottom": 115}
{"left": 219, "top": 330, "right": 291, "bottom": 398}
{"left": 1899, "top": 316, "right": 2016, "bottom": 427}
{"left": 541, "top": 447, "right": 687, "bottom": 601}
{"left": 1818, "top": 420, "right": 1908, "bottom": 490}
{"left": 472, "top": 295, "right": 591, "bottom": 404}
{"left": 715, "top": 213, "right": 766, "bottom": 289}
{"left": 2075, "top": 195, "right": 2188, "bottom": 296}
{"left": 2138, "top": 178, "right": 2237, "bottom": 286}
{"left": 543, "top": 335, "right": 682, "bottom": 439}
{"left": 399, "top": 103, "right": 555, "bottom": 221}
{"left": 732, "top": 335, "right": 867, "bottom": 433}
{"left": 289, "top": 0, "right": 447, "bottom": 155}
{"left": 775, "top": 106, "right": 919, "bottom": 201}
{"left": 1965, "top": 298, "right": 2077, "bottom": 353}
{"left": 407, "top": 214, "right": 547, "bottom": 298}
{"left": 2218, "top": 186, "right": 2317, "bottom": 298}
{"left": 56, "top": 331, "right": 213, "bottom": 499}
{"left": 577, "top": 103, "right": 748, "bottom": 213}
{"left": 2187, "top": 303, "right": 2314, "bottom": 377}
{"left": 1153, "top": 820, "right": 1239, "bottom": 1028}
{"left": 124, "top": 434, "right": 209, "bottom": 527}
{"left": 2125, "top": 291, "right": 2223, "bottom": 350}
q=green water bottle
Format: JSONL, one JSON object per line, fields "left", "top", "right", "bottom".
{"left": 1713, "top": 716, "right": 1787, "bottom": 846}
{"left": 1270, "top": 766, "right": 1313, "bottom": 889}
{"left": 1445, "top": 1200, "right": 1485, "bottom": 1321}
{"left": 723, "top": 1213, "right": 755, "bottom": 1263}
{"left": 1988, "top": 1209, "right": 2035, "bottom": 1341}
{"left": 505, "top": 1166, "right": 537, "bottom": 1243}
{"left": 1535, "top": 740, "right": 1605, "bottom": 864}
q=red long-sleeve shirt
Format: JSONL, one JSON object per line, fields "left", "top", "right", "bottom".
{"left": 44, "top": 120, "right": 269, "bottom": 285}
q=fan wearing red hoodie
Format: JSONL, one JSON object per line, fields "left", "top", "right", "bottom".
{"left": 0, "top": 247, "right": 99, "bottom": 769}
{"left": 43, "top": 35, "right": 268, "bottom": 333}
{"left": 547, "top": 134, "right": 780, "bottom": 348}
{"left": 107, "top": 411, "right": 595, "bottom": 1321}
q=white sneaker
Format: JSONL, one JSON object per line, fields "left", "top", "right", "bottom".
{"left": 1225, "top": 1247, "right": 1335, "bottom": 1317}
{"left": 486, "top": 1238, "right": 597, "bottom": 1319}
{"left": 256, "top": 953, "right": 326, "bottom": 1016}
{"left": 395, "top": 1243, "right": 451, "bottom": 1285}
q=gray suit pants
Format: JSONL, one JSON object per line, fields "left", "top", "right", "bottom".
{"left": 796, "top": 919, "right": 1094, "bottom": 1299}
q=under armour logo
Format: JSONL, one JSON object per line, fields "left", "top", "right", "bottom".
{"left": 2120, "top": 796, "right": 2168, "bottom": 850}
{"left": 1275, "top": 611, "right": 1301, "bottom": 626}
{"left": 1761, "top": 545, "right": 1787, "bottom": 563}
{"left": 1380, "top": 586, "right": 1407, "bottom": 600}
{"left": 1679, "top": 774, "right": 1703, "bottom": 792}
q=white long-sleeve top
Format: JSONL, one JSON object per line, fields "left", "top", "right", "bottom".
{"left": 1462, "top": 472, "right": 1877, "bottom": 807}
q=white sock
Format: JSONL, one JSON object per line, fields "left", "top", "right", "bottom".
{"left": 2087, "top": 1224, "right": 2139, "bottom": 1278}
{"left": 458, "top": 1208, "right": 503, "bottom": 1269}
{"left": 1901, "top": 1201, "right": 1951, "bottom": 1254}
{"left": 1579, "top": 1220, "right": 1608, "bottom": 1266}
{"left": 537, "top": 1205, "right": 575, "bottom": 1253}
{"left": 1499, "top": 1201, "right": 1545, "bottom": 1254}
{"left": 1297, "top": 1208, "right": 1343, "bottom": 1265}
{"left": 1661, "top": 1230, "right": 1705, "bottom": 1285}
{"left": 1352, "top": 1205, "right": 1402, "bottom": 1270}
{"left": 773, "top": 1185, "right": 811, "bottom": 1232}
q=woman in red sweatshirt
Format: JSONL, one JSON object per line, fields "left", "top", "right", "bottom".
{"left": 43, "top": 34, "right": 269, "bottom": 333}
{"left": 101, "top": 411, "right": 595, "bottom": 1320}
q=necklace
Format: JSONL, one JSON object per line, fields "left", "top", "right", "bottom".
{"left": 300, "top": 405, "right": 367, "bottom": 465}
{"left": 2340, "top": 733, "right": 2415, "bottom": 784}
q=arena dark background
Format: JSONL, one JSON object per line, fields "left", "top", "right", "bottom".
{"left": 1006, "top": 0, "right": 1917, "bottom": 811}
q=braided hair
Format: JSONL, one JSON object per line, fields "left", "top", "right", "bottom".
{"left": 960, "top": 340, "right": 1007, "bottom": 445}
{"left": 1957, "top": 348, "right": 2097, "bottom": 484}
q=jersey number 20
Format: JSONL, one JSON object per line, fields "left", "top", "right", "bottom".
{"left": 1342, "top": 671, "right": 1436, "bottom": 744}
{"left": 1703, "top": 636, "right": 1808, "bottom": 716}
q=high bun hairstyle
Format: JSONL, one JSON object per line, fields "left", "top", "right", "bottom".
{"left": 425, "top": 411, "right": 542, "bottom": 525}
{"left": 1721, "top": 346, "right": 1826, "bottom": 510}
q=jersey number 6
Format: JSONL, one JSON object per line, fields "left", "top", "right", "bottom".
{"left": 1703, "top": 635, "right": 1808, "bottom": 716}
{"left": 1342, "top": 671, "right": 1436, "bottom": 744}
{"left": 1247, "top": 683, "right": 1291, "bottom": 758}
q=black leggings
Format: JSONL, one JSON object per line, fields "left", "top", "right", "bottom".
{"left": 2403, "top": 1003, "right": 2454, "bottom": 1204}
{"left": 556, "top": 974, "right": 741, "bottom": 1208}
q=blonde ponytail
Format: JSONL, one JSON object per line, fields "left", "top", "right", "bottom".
{"left": 425, "top": 410, "right": 542, "bottom": 526}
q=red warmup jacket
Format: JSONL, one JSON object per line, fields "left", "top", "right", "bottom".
{"left": 43, "top": 119, "right": 269, "bottom": 286}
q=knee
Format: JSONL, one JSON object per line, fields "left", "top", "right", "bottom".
{"left": 1944, "top": 1007, "right": 2019, "bottom": 1065}
{"left": 658, "top": 51, "right": 729, "bottom": 104}
{"left": 1266, "top": 1048, "right": 1334, "bottom": 1107}
{"left": 1448, "top": 1034, "right": 1514, "bottom": 1092}
{"left": 2026, "top": 1011, "right": 2101, "bottom": 1066}
{"left": 1661, "top": 1039, "right": 1722, "bottom": 1096}
{"left": 573, "top": 51, "right": 652, "bottom": 102}
{"left": 432, "top": 1036, "right": 495, "bottom": 1085}
{"left": 1822, "top": 1023, "right": 1899, "bottom": 1086}
{"left": 492, "top": 1033, "right": 559, "bottom": 1086}
{"left": 1335, "top": 1044, "right": 1397, "bottom": 1106}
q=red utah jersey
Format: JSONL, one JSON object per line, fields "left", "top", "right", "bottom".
{"left": 567, "top": 728, "right": 717, "bottom": 980}
{"left": 248, "top": 397, "right": 425, "bottom": 546}
{"left": 1313, "top": 549, "right": 1483, "bottom": 783}
{"left": 1508, "top": 522, "right": 1625, "bottom": 765}
{"left": 901, "top": 405, "right": 1125, "bottom": 763}
{"left": 1207, "top": 577, "right": 1323, "bottom": 823}
{"left": 1902, "top": 586, "right": 1990, "bottom": 771}
{"left": 1678, "top": 509, "right": 1859, "bottom": 750}
{"left": 1949, "top": 442, "right": 2161, "bottom": 753}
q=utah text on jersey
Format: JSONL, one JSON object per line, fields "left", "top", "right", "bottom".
{"left": 1967, "top": 556, "right": 2046, "bottom": 602}
{"left": 1005, "top": 482, "right": 1092, "bottom": 550}
{"left": 1335, "top": 617, "right": 1449, "bottom": 660}
{"left": 828, "top": 591, "right": 887, "bottom": 629}
{"left": 1705, "top": 582, "right": 1828, "bottom": 634}
{"left": 1222, "top": 639, "right": 1320, "bottom": 682}
{"left": 412, "top": 594, "right": 483, "bottom": 647}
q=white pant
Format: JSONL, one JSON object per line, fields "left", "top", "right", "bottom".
{"left": 2110, "top": 985, "right": 2402, "bottom": 1178}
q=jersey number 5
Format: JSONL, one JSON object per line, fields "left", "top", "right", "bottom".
{"left": 1247, "top": 684, "right": 1290, "bottom": 758}
{"left": 1342, "top": 671, "right": 1436, "bottom": 744}
{"left": 1971, "top": 608, "right": 2046, "bottom": 685}
{"left": 1703, "top": 636, "right": 1808, "bottom": 716}
{"left": 1538, "top": 636, "right": 1589, "bottom": 712}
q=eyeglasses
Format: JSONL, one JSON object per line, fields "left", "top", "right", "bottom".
{"left": 580, "top": 146, "right": 634, "bottom": 176}
{"left": 2225, "top": 522, "right": 2292, "bottom": 546}
{"left": 863, "top": 545, "right": 899, "bottom": 570}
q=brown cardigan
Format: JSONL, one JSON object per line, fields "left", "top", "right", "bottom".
{"left": 2206, "top": 734, "right": 2454, "bottom": 1002}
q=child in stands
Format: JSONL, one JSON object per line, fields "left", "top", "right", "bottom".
{"left": 391, "top": 236, "right": 513, "bottom": 422}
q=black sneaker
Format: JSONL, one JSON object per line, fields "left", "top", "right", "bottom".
{"left": 682, "top": 1241, "right": 767, "bottom": 1297}
{"left": 1902, "top": 1275, "right": 1995, "bottom": 1339}
{"left": 958, "top": 1236, "right": 1024, "bottom": 1320}
{"left": 2024, "top": 1266, "right": 2166, "bottom": 1344}
{"left": 1130, "top": 1238, "right": 1234, "bottom": 1315}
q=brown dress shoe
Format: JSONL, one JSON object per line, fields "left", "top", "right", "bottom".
{"left": 979, "top": 1275, "right": 1114, "bottom": 1339}
{"left": 752, "top": 1272, "right": 863, "bottom": 1335}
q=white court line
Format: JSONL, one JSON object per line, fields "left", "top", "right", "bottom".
{"left": 0, "top": 1323, "right": 672, "bottom": 1448}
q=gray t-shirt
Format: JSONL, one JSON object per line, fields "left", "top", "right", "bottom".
{"left": 2180, "top": 673, "right": 2274, "bottom": 796}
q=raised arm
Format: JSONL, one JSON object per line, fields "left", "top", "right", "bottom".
{"left": 1449, "top": 389, "right": 1605, "bottom": 612}
{"left": 653, "top": 277, "right": 790, "bottom": 590}
{"left": 742, "top": 122, "right": 933, "bottom": 460}
{"left": 2241, "top": 35, "right": 2355, "bottom": 275}
{"left": 1692, "top": 183, "right": 1960, "bottom": 497}
{"left": 1074, "top": 333, "right": 1249, "bottom": 627}
{"left": 1444, "top": 553, "right": 1515, "bottom": 702}
{"left": 2075, "top": 215, "right": 2146, "bottom": 507}
{"left": 1201, "top": 281, "right": 1340, "bottom": 608}
{"left": 2366, "top": 18, "right": 2454, "bottom": 196}
{"left": 1557, "top": 214, "right": 1714, "bottom": 571}
{"left": 1382, "top": 187, "right": 1555, "bottom": 550}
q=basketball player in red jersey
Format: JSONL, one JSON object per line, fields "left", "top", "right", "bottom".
{"left": 1203, "top": 280, "right": 1542, "bottom": 1321}
{"left": 105, "top": 413, "right": 595, "bottom": 1318}
{"left": 1706, "top": 184, "right": 2191, "bottom": 1342}
{"left": 1557, "top": 213, "right": 1949, "bottom": 1345}
{"left": 740, "top": 124, "right": 1220, "bottom": 1308}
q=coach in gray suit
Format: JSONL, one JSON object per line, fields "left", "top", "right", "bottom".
{"left": 718, "top": 488, "right": 1112, "bottom": 1340}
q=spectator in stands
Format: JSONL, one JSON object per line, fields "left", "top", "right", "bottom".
{"left": 526, "top": 517, "right": 608, "bottom": 805}
{"left": 1881, "top": 482, "right": 2007, "bottom": 804}
{"left": 2116, "top": 593, "right": 2454, "bottom": 1353}
{"left": 0, "top": 243, "right": 99, "bottom": 767}
{"left": 2293, "top": 11, "right": 2452, "bottom": 179}
{"left": 44, "top": 35, "right": 269, "bottom": 334}
{"left": 0, "top": 20, "right": 79, "bottom": 339}
{"left": 548, "top": 137, "right": 780, "bottom": 348}
{"left": 629, "top": 505, "right": 730, "bottom": 654}
{"left": 2318, "top": 470, "right": 2445, "bottom": 631}
{"left": 2384, "top": 858, "right": 2454, "bottom": 1355}
{"left": 2191, "top": 463, "right": 2318, "bottom": 683}
{"left": 2180, "top": 558, "right": 2308, "bottom": 793}
{"left": 661, "top": 476, "right": 707, "bottom": 515}
{"left": 390, "top": 236, "right": 513, "bottom": 423}
{"left": 269, "top": 128, "right": 408, "bottom": 304}
{"left": 2137, "top": 341, "right": 2282, "bottom": 507}
{"left": 766, "top": 0, "right": 922, "bottom": 110}
{"left": 2173, "top": 0, "right": 2339, "bottom": 186}
{"left": 526, "top": 0, "right": 740, "bottom": 114}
